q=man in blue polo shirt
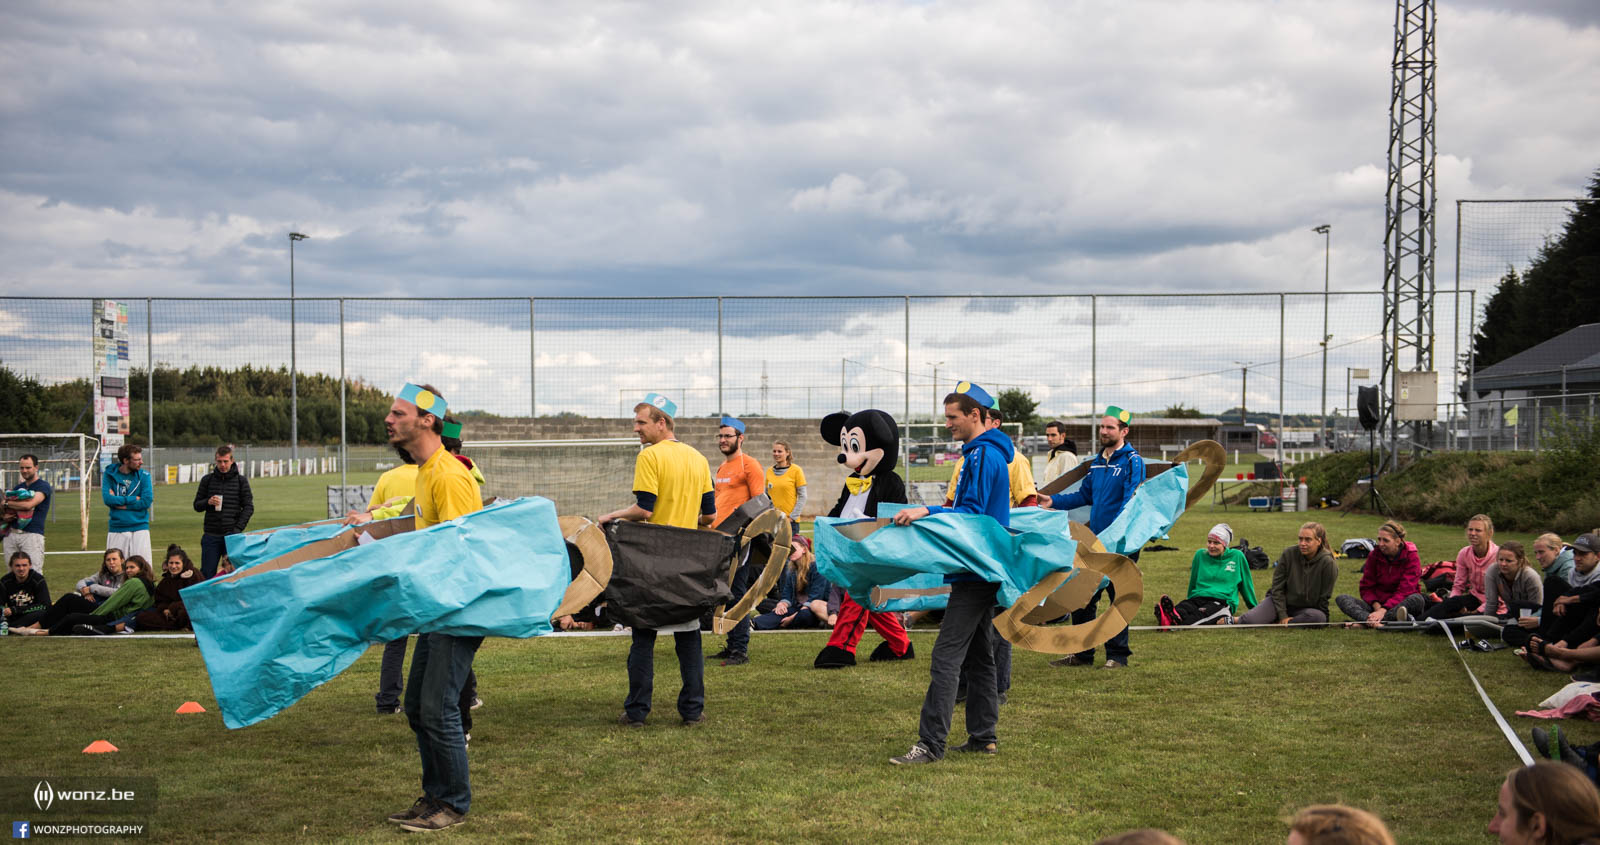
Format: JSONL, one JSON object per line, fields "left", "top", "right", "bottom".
{"left": 1039, "top": 405, "right": 1145, "bottom": 668}
{"left": 888, "top": 381, "right": 1012, "bottom": 765}
{"left": 3, "top": 454, "right": 51, "bottom": 574}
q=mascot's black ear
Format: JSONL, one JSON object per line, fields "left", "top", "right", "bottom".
{"left": 820, "top": 412, "right": 850, "bottom": 445}
{"left": 863, "top": 410, "right": 900, "bottom": 474}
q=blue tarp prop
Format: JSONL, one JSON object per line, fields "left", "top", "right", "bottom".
{"left": 187, "top": 497, "right": 571, "bottom": 729}
{"left": 851, "top": 464, "right": 1191, "bottom": 612}
{"left": 813, "top": 506, "right": 1079, "bottom": 612}
{"left": 224, "top": 515, "right": 412, "bottom": 571}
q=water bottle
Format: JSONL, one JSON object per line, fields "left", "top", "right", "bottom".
{"left": 1, "top": 618, "right": 9, "bottom": 637}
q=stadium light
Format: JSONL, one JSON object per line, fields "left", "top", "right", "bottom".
{"left": 289, "top": 232, "right": 309, "bottom": 464}
{"left": 1313, "top": 224, "right": 1331, "bottom": 448}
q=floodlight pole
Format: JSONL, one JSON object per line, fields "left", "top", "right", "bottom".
{"left": 928, "top": 361, "right": 944, "bottom": 418}
{"left": 1314, "top": 224, "right": 1331, "bottom": 448}
{"left": 289, "top": 232, "right": 309, "bottom": 465}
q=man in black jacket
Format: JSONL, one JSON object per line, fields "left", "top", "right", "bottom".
{"left": 193, "top": 444, "right": 254, "bottom": 578}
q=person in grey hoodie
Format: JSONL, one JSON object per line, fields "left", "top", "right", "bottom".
{"left": 1235, "top": 522, "right": 1339, "bottom": 625}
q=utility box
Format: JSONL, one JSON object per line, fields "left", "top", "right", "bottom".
{"left": 1396, "top": 371, "right": 1438, "bottom": 421}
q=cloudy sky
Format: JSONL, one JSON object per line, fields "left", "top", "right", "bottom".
{"left": 1, "top": 1, "right": 1596, "bottom": 420}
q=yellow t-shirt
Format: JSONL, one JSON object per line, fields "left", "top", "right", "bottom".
{"left": 368, "top": 464, "right": 418, "bottom": 511}
{"left": 765, "top": 463, "right": 806, "bottom": 517}
{"left": 634, "top": 439, "right": 714, "bottom": 530}
{"left": 945, "top": 452, "right": 1038, "bottom": 506}
{"left": 414, "top": 446, "right": 483, "bottom": 529}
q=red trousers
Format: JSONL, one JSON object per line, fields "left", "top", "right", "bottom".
{"left": 827, "top": 593, "right": 910, "bottom": 655}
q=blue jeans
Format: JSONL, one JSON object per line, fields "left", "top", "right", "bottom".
{"left": 625, "top": 629, "right": 704, "bottom": 722}
{"left": 1072, "top": 550, "right": 1137, "bottom": 664}
{"left": 200, "top": 533, "right": 229, "bottom": 579}
{"left": 403, "top": 633, "right": 483, "bottom": 815}
{"left": 917, "top": 581, "right": 1000, "bottom": 757}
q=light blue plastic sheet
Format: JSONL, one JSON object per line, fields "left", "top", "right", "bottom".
{"left": 814, "top": 506, "right": 1078, "bottom": 612}
{"left": 846, "top": 464, "right": 1191, "bottom": 612}
{"left": 187, "top": 497, "right": 572, "bottom": 729}
{"left": 224, "top": 515, "right": 412, "bottom": 571}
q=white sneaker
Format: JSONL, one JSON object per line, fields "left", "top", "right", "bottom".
{"left": 889, "top": 744, "right": 940, "bottom": 765}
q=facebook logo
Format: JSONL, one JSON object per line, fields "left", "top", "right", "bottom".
{"left": 11, "top": 821, "right": 28, "bottom": 839}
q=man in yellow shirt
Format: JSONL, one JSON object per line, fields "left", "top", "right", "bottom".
{"left": 346, "top": 448, "right": 421, "bottom": 715}
{"left": 600, "top": 393, "right": 715, "bottom": 726}
{"left": 382, "top": 383, "right": 484, "bottom": 833}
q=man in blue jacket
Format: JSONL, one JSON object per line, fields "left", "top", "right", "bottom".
{"left": 889, "top": 381, "right": 1012, "bottom": 765}
{"left": 102, "top": 444, "right": 154, "bottom": 567}
{"left": 1040, "top": 406, "right": 1145, "bottom": 668}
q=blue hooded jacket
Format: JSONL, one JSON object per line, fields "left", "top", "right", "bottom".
{"left": 102, "top": 465, "right": 154, "bottom": 533}
{"left": 928, "top": 428, "right": 1013, "bottom": 527}
{"left": 1049, "top": 441, "right": 1144, "bottom": 533}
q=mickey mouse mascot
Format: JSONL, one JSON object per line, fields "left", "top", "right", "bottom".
{"left": 813, "top": 409, "right": 916, "bottom": 668}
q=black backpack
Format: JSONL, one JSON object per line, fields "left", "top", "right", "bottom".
{"left": 1235, "top": 538, "right": 1271, "bottom": 570}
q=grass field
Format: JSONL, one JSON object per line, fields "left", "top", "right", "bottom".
{"left": 5, "top": 472, "right": 1581, "bottom": 842}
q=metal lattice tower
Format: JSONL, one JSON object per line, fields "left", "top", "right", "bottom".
{"left": 1380, "top": 0, "right": 1437, "bottom": 469}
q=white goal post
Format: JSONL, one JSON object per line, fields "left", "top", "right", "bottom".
{"left": 0, "top": 432, "right": 99, "bottom": 551}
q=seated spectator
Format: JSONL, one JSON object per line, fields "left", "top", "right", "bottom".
{"left": 28, "top": 555, "right": 155, "bottom": 636}
{"left": 754, "top": 539, "right": 830, "bottom": 630}
{"left": 1235, "top": 521, "right": 1338, "bottom": 626}
{"left": 10, "top": 549, "right": 124, "bottom": 633}
{"left": 1489, "top": 761, "right": 1600, "bottom": 844}
{"left": 1287, "top": 804, "right": 1395, "bottom": 845}
{"left": 1485, "top": 541, "right": 1544, "bottom": 624}
{"left": 1508, "top": 533, "right": 1600, "bottom": 651}
{"left": 1337, "top": 520, "right": 1425, "bottom": 627}
{"left": 1158, "top": 523, "right": 1257, "bottom": 626}
{"left": 2, "top": 551, "right": 50, "bottom": 629}
{"left": 1534, "top": 533, "right": 1575, "bottom": 584}
{"left": 116, "top": 545, "right": 201, "bottom": 633}
{"left": 1420, "top": 514, "right": 1501, "bottom": 621}
{"left": 76, "top": 548, "right": 126, "bottom": 604}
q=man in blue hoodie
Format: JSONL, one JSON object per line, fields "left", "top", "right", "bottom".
{"left": 102, "top": 444, "right": 154, "bottom": 567}
{"left": 1039, "top": 406, "right": 1145, "bottom": 668}
{"left": 888, "top": 381, "right": 1012, "bottom": 765}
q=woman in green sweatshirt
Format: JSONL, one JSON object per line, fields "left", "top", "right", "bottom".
{"left": 1157, "top": 523, "right": 1259, "bottom": 626}
{"left": 43, "top": 555, "right": 155, "bottom": 636}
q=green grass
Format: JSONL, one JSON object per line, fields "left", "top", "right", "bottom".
{"left": 7, "top": 478, "right": 1580, "bottom": 842}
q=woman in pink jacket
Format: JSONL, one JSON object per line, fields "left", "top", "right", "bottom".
{"left": 1337, "top": 521, "right": 1425, "bottom": 627}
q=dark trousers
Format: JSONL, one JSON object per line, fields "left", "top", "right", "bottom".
{"left": 48, "top": 611, "right": 108, "bottom": 636}
{"left": 1072, "top": 550, "right": 1138, "bottom": 664}
{"left": 1174, "top": 596, "right": 1230, "bottom": 625}
{"left": 1423, "top": 593, "right": 1481, "bottom": 620}
{"left": 957, "top": 607, "right": 1012, "bottom": 699}
{"left": 200, "top": 533, "right": 229, "bottom": 579}
{"left": 35, "top": 593, "right": 98, "bottom": 630}
{"left": 725, "top": 551, "right": 757, "bottom": 655}
{"left": 625, "top": 628, "right": 705, "bottom": 723}
{"left": 1505, "top": 576, "right": 1576, "bottom": 647}
{"left": 917, "top": 581, "right": 1001, "bottom": 757}
{"left": 404, "top": 633, "right": 482, "bottom": 816}
{"left": 379, "top": 636, "right": 475, "bottom": 732}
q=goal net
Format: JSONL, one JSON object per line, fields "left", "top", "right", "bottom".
{"left": 0, "top": 432, "right": 99, "bottom": 551}
{"left": 463, "top": 438, "right": 640, "bottom": 520}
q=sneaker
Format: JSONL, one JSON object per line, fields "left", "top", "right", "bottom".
{"left": 387, "top": 796, "right": 433, "bottom": 824}
{"left": 1393, "top": 606, "right": 1410, "bottom": 622}
{"left": 708, "top": 647, "right": 734, "bottom": 661}
{"left": 398, "top": 802, "right": 465, "bottom": 832}
{"left": 376, "top": 704, "right": 402, "bottom": 715}
{"left": 681, "top": 714, "right": 705, "bottom": 726}
{"left": 889, "top": 743, "right": 941, "bottom": 765}
{"left": 469, "top": 697, "right": 483, "bottom": 710}
{"left": 720, "top": 652, "right": 749, "bottom": 666}
{"left": 951, "top": 739, "right": 997, "bottom": 755}
{"left": 1103, "top": 659, "right": 1127, "bottom": 669}
{"left": 73, "top": 623, "right": 107, "bottom": 636}
{"left": 617, "top": 713, "right": 645, "bottom": 728}
{"left": 1157, "top": 595, "right": 1178, "bottom": 627}
{"left": 1049, "top": 654, "right": 1093, "bottom": 667}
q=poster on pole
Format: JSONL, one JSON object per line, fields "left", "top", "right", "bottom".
{"left": 92, "top": 299, "right": 131, "bottom": 456}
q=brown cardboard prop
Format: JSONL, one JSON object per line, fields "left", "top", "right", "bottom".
{"left": 710, "top": 507, "right": 794, "bottom": 634}
{"left": 551, "top": 515, "right": 613, "bottom": 620}
{"left": 992, "top": 521, "right": 1142, "bottom": 654}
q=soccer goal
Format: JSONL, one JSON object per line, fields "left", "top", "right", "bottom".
{"left": 0, "top": 432, "right": 99, "bottom": 550}
{"left": 463, "top": 438, "right": 641, "bottom": 520}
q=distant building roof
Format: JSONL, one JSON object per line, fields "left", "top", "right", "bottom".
{"left": 1473, "top": 323, "right": 1600, "bottom": 393}
{"left": 1055, "top": 417, "right": 1224, "bottom": 427}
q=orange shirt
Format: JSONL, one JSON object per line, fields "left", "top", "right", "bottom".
{"left": 713, "top": 452, "right": 765, "bottom": 526}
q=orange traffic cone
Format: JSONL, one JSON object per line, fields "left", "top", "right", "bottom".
{"left": 175, "top": 702, "right": 206, "bottom": 714}
{"left": 82, "top": 740, "right": 118, "bottom": 753}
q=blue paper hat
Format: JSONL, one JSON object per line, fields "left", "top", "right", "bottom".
{"left": 954, "top": 380, "right": 996, "bottom": 409}
{"left": 719, "top": 415, "right": 745, "bottom": 434}
{"left": 398, "top": 383, "right": 447, "bottom": 417}
{"left": 642, "top": 392, "right": 678, "bottom": 419}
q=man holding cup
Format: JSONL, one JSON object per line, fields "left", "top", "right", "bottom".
{"left": 192, "top": 444, "right": 255, "bottom": 579}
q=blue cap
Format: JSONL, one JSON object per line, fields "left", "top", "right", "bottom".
{"left": 641, "top": 393, "right": 678, "bottom": 419}
{"left": 954, "top": 380, "right": 996, "bottom": 409}
{"left": 719, "top": 415, "right": 745, "bottom": 434}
